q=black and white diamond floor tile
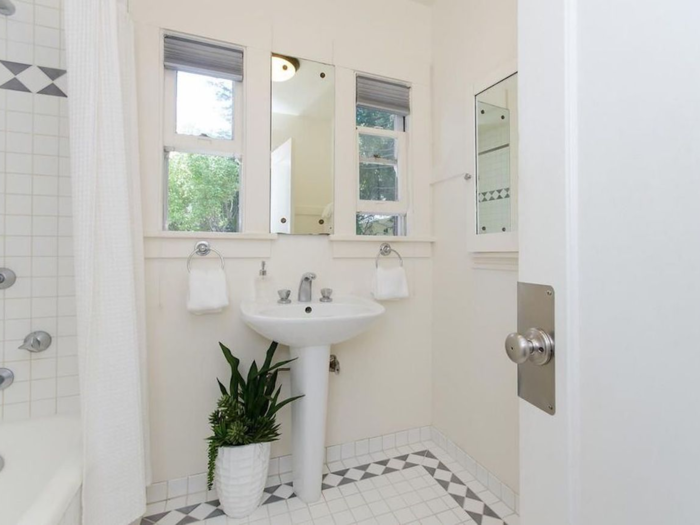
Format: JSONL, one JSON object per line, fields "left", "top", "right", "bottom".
{"left": 142, "top": 448, "right": 514, "bottom": 524}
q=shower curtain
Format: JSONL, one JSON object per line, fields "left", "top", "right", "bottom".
{"left": 64, "top": 1, "right": 150, "bottom": 524}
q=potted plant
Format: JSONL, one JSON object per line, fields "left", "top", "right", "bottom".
{"left": 207, "top": 341, "right": 302, "bottom": 518}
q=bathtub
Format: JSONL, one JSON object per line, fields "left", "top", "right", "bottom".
{"left": 0, "top": 415, "right": 82, "bottom": 525}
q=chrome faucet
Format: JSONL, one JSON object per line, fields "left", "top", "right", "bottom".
{"left": 298, "top": 272, "right": 317, "bottom": 302}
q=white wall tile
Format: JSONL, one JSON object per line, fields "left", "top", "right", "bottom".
{"left": 341, "top": 442, "right": 355, "bottom": 460}
{"left": 57, "top": 375, "right": 79, "bottom": 397}
{"left": 6, "top": 132, "right": 32, "bottom": 153}
{"left": 382, "top": 434, "right": 396, "bottom": 451}
{"left": 35, "top": 6, "right": 61, "bottom": 29}
{"left": 147, "top": 482, "right": 167, "bottom": 504}
{"left": 354, "top": 439, "right": 369, "bottom": 457}
{"left": 395, "top": 431, "right": 408, "bottom": 448}
{"left": 7, "top": 41, "right": 33, "bottom": 63}
{"left": 30, "top": 378, "right": 56, "bottom": 400}
{"left": 33, "top": 174, "right": 59, "bottom": 195}
{"left": 3, "top": 401, "right": 30, "bottom": 420}
{"left": 0, "top": 0, "right": 76, "bottom": 422}
{"left": 35, "top": 26, "right": 60, "bottom": 49}
{"left": 30, "top": 397, "right": 56, "bottom": 417}
{"left": 279, "top": 455, "right": 293, "bottom": 474}
{"left": 5, "top": 215, "right": 32, "bottom": 235}
{"left": 57, "top": 355, "right": 78, "bottom": 376}
{"left": 167, "top": 477, "right": 188, "bottom": 499}
{"left": 11, "top": 1, "right": 34, "bottom": 24}
{"left": 31, "top": 357, "right": 56, "bottom": 379}
{"left": 5, "top": 194, "right": 31, "bottom": 215}
{"left": 7, "top": 20, "right": 33, "bottom": 44}
{"left": 7, "top": 152, "right": 32, "bottom": 173}
{"left": 4, "top": 380, "right": 29, "bottom": 403}
{"left": 33, "top": 215, "right": 58, "bottom": 235}
{"left": 326, "top": 445, "right": 341, "bottom": 463}
{"left": 57, "top": 395, "right": 79, "bottom": 414}
{"left": 7, "top": 111, "right": 32, "bottom": 133}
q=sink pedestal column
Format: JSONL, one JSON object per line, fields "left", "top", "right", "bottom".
{"left": 289, "top": 344, "right": 331, "bottom": 503}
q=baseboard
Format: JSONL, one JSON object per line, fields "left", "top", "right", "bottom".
{"left": 146, "top": 425, "right": 519, "bottom": 515}
{"left": 429, "top": 427, "right": 519, "bottom": 513}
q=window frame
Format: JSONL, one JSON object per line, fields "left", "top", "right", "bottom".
{"left": 355, "top": 125, "right": 409, "bottom": 218}
{"left": 162, "top": 58, "right": 245, "bottom": 232}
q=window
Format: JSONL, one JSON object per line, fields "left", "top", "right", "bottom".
{"left": 355, "top": 75, "right": 410, "bottom": 236}
{"left": 163, "top": 34, "right": 244, "bottom": 232}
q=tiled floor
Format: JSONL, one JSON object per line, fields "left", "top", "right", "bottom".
{"left": 141, "top": 442, "right": 519, "bottom": 525}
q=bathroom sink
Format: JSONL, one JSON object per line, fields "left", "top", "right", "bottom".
{"left": 240, "top": 296, "right": 385, "bottom": 347}
{"left": 240, "top": 295, "right": 384, "bottom": 503}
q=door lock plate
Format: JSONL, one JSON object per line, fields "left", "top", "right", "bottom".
{"left": 514, "top": 282, "right": 556, "bottom": 415}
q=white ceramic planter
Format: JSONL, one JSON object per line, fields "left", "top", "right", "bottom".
{"left": 215, "top": 442, "right": 271, "bottom": 518}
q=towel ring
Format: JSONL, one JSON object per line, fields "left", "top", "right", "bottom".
{"left": 187, "top": 241, "right": 225, "bottom": 272}
{"left": 375, "top": 242, "right": 404, "bottom": 268}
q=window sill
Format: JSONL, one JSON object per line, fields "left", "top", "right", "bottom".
{"left": 143, "top": 231, "right": 276, "bottom": 259}
{"left": 470, "top": 251, "right": 518, "bottom": 271}
{"left": 329, "top": 235, "right": 433, "bottom": 260}
{"left": 144, "top": 231, "right": 278, "bottom": 241}
{"left": 329, "top": 234, "right": 435, "bottom": 243}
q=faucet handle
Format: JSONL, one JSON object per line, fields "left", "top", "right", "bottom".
{"left": 277, "top": 289, "right": 292, "bottom": 304}
{"left": 320, "top": 288, "right": 333, "bottom": 303}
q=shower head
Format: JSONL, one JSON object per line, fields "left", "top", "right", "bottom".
{"left": 0, "top": 0, "right": 15, "bottom": 16}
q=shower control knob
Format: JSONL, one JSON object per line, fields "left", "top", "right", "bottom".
{"left": 0, "top": 268, "right": 16, "bottom": 290}
{"left": 505, "top": 328, "right": 554, "bottom": 366}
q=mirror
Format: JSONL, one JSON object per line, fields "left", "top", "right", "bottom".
{"left": 270, "top": 56, "right": 335, "bottom": 234}
{"left": 475, "top": 73, "right": 518, "bottom": 235}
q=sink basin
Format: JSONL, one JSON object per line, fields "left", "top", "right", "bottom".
{"left": 240, "top": 295, "right": 385, "bottom": 503}
{"left": 240, "top": 296, "right": 385, "bottom": 347}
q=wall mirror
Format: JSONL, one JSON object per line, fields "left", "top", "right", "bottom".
{"left": 270, "top": 56, "right": 335, "bottom": 235}
{"left": 475, "top": 73, "right": 518, "bottom": 236}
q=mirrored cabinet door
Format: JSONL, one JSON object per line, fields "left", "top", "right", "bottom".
{"left": 475, "top": 73, "right": 518, "bottom": 235}
{"left": 270, "top": 55, "right": 335, "bottom": 235}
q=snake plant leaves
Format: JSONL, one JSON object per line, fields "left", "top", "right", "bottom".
{"left": 207, "top": 341, "right": 304, "bottom": 489}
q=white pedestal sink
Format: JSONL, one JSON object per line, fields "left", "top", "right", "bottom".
{"left": 240, "top": 296, "right": 385, "bottom": 503}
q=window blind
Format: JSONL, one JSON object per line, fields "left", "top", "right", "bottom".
{"left": 356, "top": 76, "right": 410, "bottom": 116}
{"left": 164, "top": 34, "right": 244, "bottom": 81}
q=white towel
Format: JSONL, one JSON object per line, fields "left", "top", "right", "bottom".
{"left": 187, "top": 267, "right": 229, "bottom": 314}
{"left": 372, "top": 266, "right": 409, "bottom": 301}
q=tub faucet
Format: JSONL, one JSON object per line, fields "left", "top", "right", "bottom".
{"left": 298, "top": 272, "right": 317, "bottom": 302}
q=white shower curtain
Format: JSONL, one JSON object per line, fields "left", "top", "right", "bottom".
{"left": 64, "top": 1, "right": 150, "bottom": 524}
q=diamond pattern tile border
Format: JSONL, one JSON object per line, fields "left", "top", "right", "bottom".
{"left": 478, "top": 187, "right": 511, "bottom": 203}
{"left": 0, "top": 60, "right": 67, "bottom": 97}
{"left": 142, "top": 449, "right": 510, "bottom": 525}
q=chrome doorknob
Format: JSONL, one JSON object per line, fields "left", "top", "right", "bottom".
{"left": 505, "top": 328, "right": 554, "bottom": 366}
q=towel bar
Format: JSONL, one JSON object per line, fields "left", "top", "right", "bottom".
{"left": 187, "top": 241, "right": 225, "bottom": 272}
{"left": 375, "top": 242, "right": 404, "bottom": 268}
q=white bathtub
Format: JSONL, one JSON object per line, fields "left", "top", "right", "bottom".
{"left": 0, "top": 415, "right": 82, "bottom": 525}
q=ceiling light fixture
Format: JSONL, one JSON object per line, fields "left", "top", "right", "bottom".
{"left": 271, "top": 54, "right": 300, "bottom": 82}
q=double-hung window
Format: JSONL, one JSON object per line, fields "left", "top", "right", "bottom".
{"left": 355, "top": 75, "right": 410, "bottom": 236}
{"left": 163, "top": 34, "right": 244, "bottom": 232}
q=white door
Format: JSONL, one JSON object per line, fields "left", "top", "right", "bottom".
{"left": 271, "top": 138, "right": 292, "bottom": 234}
{"left": 517, "top": 2, "right": 573, "bottom": 522}
{"left": 518, "top": 1, "right": 700, "bottom": 524}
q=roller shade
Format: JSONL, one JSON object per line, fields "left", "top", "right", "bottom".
{"left": 356, "top": 75, "right": 410, "bottom": 116}
{"left": 164, "top": 34, "right": 244, "bottom": 81}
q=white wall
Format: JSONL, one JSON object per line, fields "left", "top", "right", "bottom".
{"left": 0, "top": 0, "right": 79, "bottom": 421}
{"left": 573, "top": 1, "right": 700, "bottom": 522}
{"left": 430, "top": 0, "right": 519, "bottom": 493}
{"left": 130, "top": 0, "right": 434, "bottom": 483}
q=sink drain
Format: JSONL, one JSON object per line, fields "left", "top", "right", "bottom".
{"left": 305, "top": 306, "right": 312, "bottom": 314}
